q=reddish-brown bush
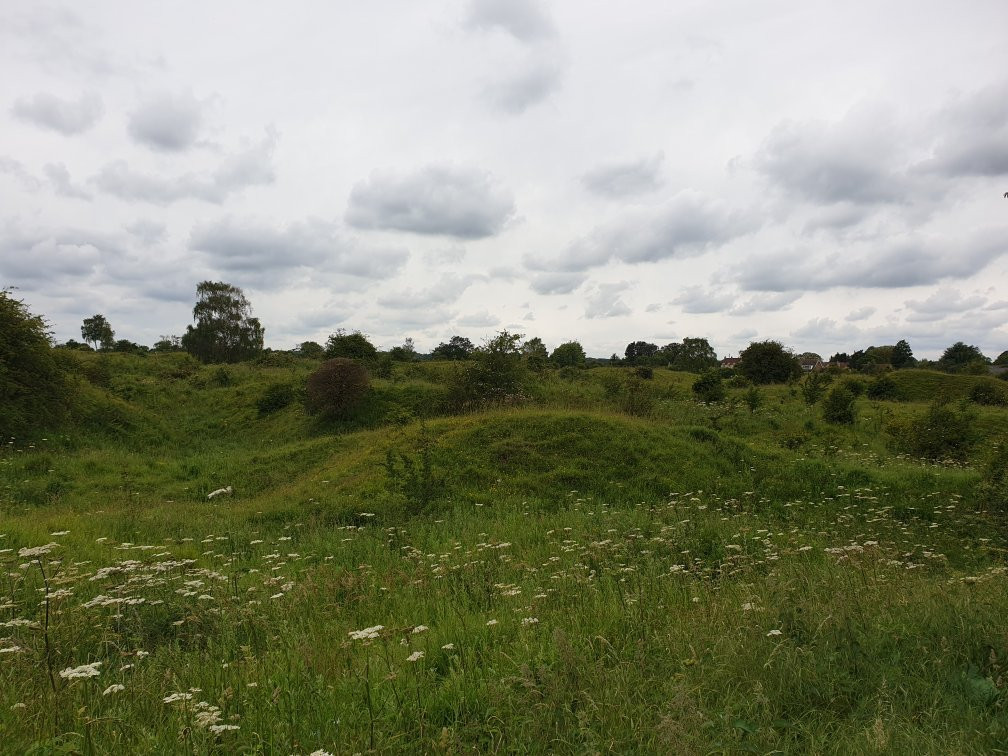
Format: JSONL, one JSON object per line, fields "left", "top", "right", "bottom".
{"left": 304, "top": 358, "right": 369, "bottom": 418}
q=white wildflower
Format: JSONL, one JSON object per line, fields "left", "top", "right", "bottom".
{"left": 18, "top": 543, "right": 58, "bottom": 559}
{"left": 163, "top": 692, "right": 193, "bottom": 703}
{"left": 103, "top": 684, "right": 125, "bottom": 695}
{"left": 59, "top": 661, "right": 102, "bottom": 679}
{"left": 441, "top": 643, "right": 455, "bottom": 650}
{"left": 406, "top": 651, "right": 424, "bottom": 662}
{"left": 0, "top": 646, "right": 22, "bottom": 654}
{"left": 50, "top": 531, "right": 70, "bottom": 537}
{"left": 521, "top": 617, "right": 539, "bottom": 627}
{"left": 348, "top": 625, "right": 383, "bottom": 641}
{"left": 412, "top": 625, "right": 429, "bottom": 634}
{"left": 766, "top": 629, "right": 783, "bottom": 637}
{"left": 486, "top": 619, "right": 498, "bottom": 626}
{"left": 209, "top": 724, "right": 240, "bottom": 734}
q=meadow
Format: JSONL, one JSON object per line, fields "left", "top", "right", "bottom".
{"left": 2, "top": 353, "right": 1007, "bottom": 754}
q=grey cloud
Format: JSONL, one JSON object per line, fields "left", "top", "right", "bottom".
{"left": 645, "top": 303, "right": 662, "bottom": 313}
{"left": 584, "top": 282, "right": 632, "bottom": 319}
{"left": 845, "top": 306, "right": 876, "bottom": 322}
{"left": 190, "top": 216, "right": 408, "bottom": 279}
{"left": 903, "top": 288, "right": 987, "bottom": 322}
{"left": 484, "top": 54, "right": 563, "bottom": 114}
{"left": 0, "top": 226, "right": 127, "bottom": 284}
{"left": 673, "top": 286, "right": 733, "bottom": 314}
{"left": 464, "top": 0, "right": 556, "bottom": 42}
{"left": 918, "top": 81, "right": 1008, "bottom": 177}
{"left": 529, "top": 271, "right": 586, "bottom": 295}
{"left": 128, "top": 92, "right": 204, "bottom": 152}
{"left": 44, "top": 163, "right": 91, "bottom": 199}
{"left": 582, "top": 153, "right": 665, "bottom": 198}
{"left": 377, "top": 275, "right": 474, "bottom": 309}
{"left": 0, "top": 157, "right": 42, "bottom": 190}
{"left": 425, "top": 246, "right": 467, "bottom": 265}
{"left": 456, "top": 311, "right": 500, "bottom": 327}
{"left": 93, "top": 128, "right": 276, "bottom": 204}
{"left": 346, "top": 164, "right": 515, "bottom": 239}
{"left": 791, "top": 318, "right": 861, "bottom": 344}
{"left": 125, "top": 219, "right": 166, "bottom": 244}
{"left": 11, "top": 92, "right": 103, "bottom": 135}
{"left": 736, "top": 228, "right": 1006, "bottom": 292}
{"left": 729, "top": 291, "right": 801, "bottom": 316}
{"left": 755, "top": 106, "right": 909, "bottom": 206}
{"left": 531, "top": 191, "right": 756, "bottom": 273}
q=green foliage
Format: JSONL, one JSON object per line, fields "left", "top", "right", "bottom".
{"left": 550, "top": 341, "right": 586, "bottom": 368}
{"left": 295, "top": 340, "right": 325, "bottom": 359}
{"left": 449, "top": 330, "right": 527, "bottom": 407}
{"left": 892, "top": 339, "right": 916, "bottom": 369}
{"left": 0, "top": 289, "right": 73, "bottom": 437}
{"left": 866, "top": 374, "right": 900, "bottom": 400}
{"left": 938, "top": 342, "right": 989, "bottom": 373}
{"left": 384, "top": 422, "right": 445, "bottom": 511}
{"left": 80, "top": 313, "right": 115, "bottom": 350}
{"left": 692, "top": 369, "right": 726, "bottom": 403}
{"left": 887, "top": 399, "right": 979, "bottom": 461}
{"left": 621, "top": 375, "right": 656, "bottom": 415}
{"left": 258, "top": 382, "right": 296, "bottom": 414}
{"left": 841, "top": 377, "right": 866, "bottom": 397}
{"left": 432, "top": 335, "right": 474, "bottom": 360}
{"left": 324, "top": 329, "right": 377, "bottom": 362}
{"left": 821, "top": 384, "right": 856, "bottom": 424}
{"left": 799, "top": 371, "right": 831, "bottom": 405}
{"left": 388, "top": 337, "right": 416, "bottom": 362}
{"left": 659, "top": 337, "right": 719, "bottom": 372}
{"left": 522, "top": 336, "right": 549, "bottom": 372}
{"left": 994, "top": 350, "right": 1008, "bottom": 367}
{"left": 743, "top": 386, "right": 763, "bottom": 412}
{"left": 181, "top": 281, "right": 264, "bottom": 363}
{"left": 634, "top": 365, "right": 654, "bottom": 380}
{"left": 968, "top": 379, "right": 1008, "bottom": 406}
{"left": 624, "top": 340, "right": 658, "bottom": 364}
{"left": 304, "top": 358, "right": 370, "bottom": 419}
{"left": 738, "top": 340, "right": 802, "bottom": 384}
{"left": 977, "top": 443, "right": 1008, "bottom": 514}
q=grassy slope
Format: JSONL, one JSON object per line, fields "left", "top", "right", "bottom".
{"left": 1, "top": 354, "right": 1006, "bottom": 753}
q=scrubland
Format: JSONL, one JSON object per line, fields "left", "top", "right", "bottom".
{"left": 2, "top": 353, "right": 1006, "bottom": 754}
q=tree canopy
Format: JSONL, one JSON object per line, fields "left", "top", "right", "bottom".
{"left": 938, "top": 342, "right": 989, "bottom": 372}
{"left": 738, "top": 340, "right": 802, "bottom": 384}
{"left": 891, "top": 339, "right": 916, "bottom": 369}
{"left": 81, "top": 314, "right": 115, "bottom": 350}
{"left": 432, "top": 336, "right": 475, "bottom": 360}
{"left": 324, "top": 330, "right": 377, "bottom": 361}
{"left": 181, "top": 281, "right": 264, "bottom": 363}
{"left": 550, "top": 341, "right": 586, "bottom": 368}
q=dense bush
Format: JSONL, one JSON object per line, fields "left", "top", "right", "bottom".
{"left": 324, "top": 330, "right": 378, "bottom": 361}
{"left": 968, "top": 379, "right": 1008, "bottom": 406}
{"left": 977, "top": 444, "right": 1008, "bottom": 514}
{"left": 821, "top": 385, "right": 856, "bottom": 424}
{"left": 866, "top": 374, "right": 899, "bottom": 400}
{"left": 841, "top": 377, "right": 866, "bottom": 397}
{"left": 304, "top": 358, "right": 370, "bottom": 419}
{"left": 692, "top": 370, "right": 726, "bottom": 403}
{"left": 0, "top": 289, "right": 73, "bottom": 436}
{"left": 635, "top": 366, "right": 654, "bottom": 380}
{"left": 258, "top": 382, "right": 296, "bottom": 414}
{"left": 448, "top": 331, "right": 527, "bottom": 407}
{"left": 737, "top": 340, "right": 802, "bottom": 384}
{"left": 800, "top": 371, "right": 831, "bottom": 405}
{"left": 886, "top": 399, "right": 979, "bottom": 461}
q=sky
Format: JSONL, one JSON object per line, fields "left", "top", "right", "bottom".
{"left": 1, "top": 0, "right": 1006, "bottom": 360}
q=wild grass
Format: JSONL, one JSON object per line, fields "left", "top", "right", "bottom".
{"left": 1, "top": 354, "right": 1006, "bottom": 753}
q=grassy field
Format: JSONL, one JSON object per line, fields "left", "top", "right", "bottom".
{"left": 2, "top": 353, "right": 1007, "bottom": 754}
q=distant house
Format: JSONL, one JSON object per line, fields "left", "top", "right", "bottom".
{"left": 721, "top": 357, "right": 741, "bottom": 369}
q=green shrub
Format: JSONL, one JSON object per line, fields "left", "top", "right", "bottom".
{"left": 866, "top": 374, "right": 899, "bottom": 400}
{"left": 621, "top": 376, "right": 656, "bottom": 416}
{"left": 743, "top": 386, "right": 763, "bottom": 413}
{"left": 0, "top": 289, "right": 73, "bottom": 437}
{"left": 977, "top": 444, "right": 1008, "bottom": 514}
{"left": 448, "top": 331, "right": 527, "bottom": 407}
{"left": 842, "top": 377, "right": 866, "bottom": 397}
{"left": 304, "top": 358, "right": 370, "bottom": 419}
{"left": 886, "top": 399, "right": 979, "bottom": 461}
{"left": 968, "top": 379, "right": 1008, "bottom": 406}
{"left": 212, "top": 366, "right": 234, "bottom": 387}
{"left": 821, "top": 385, "right": 856, "bottom": 424}
{"left": 800, "top": 371, "right": 831, "bottom": 405}
{"left": 257, "top": 382, "right": 295, "bottom": 414}
{"left": 692, "top": 370, "right": 725, "bottom": 403}
{"left": 727, "top": 374, "right": 751, "bottom": 389}
{"left": 634, "top": 366, "right": 654, "bottom": 380}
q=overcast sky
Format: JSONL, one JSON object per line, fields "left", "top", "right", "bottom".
{"left": 2, "top": 1, "right": 1006, "bottom": 359}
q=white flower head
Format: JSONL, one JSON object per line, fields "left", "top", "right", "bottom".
{"left": 406, "top": 650, "right": 424, "bottom": 663}
{"left": 103, "top": 684, "right": 125, "bottom": 696}
{"left": 59, "top": 662, "right": 102, "bottom": 680}
{"left": 348, "top": 624, "right": 384, "bottom": 641}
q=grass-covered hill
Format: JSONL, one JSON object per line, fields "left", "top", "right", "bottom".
{"left": 2, "top": 352, "right": 1007, "bottom": 753}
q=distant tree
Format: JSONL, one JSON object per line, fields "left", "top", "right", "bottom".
{"left": 848, "top": 349, "right": 870, "bottom": 371}
{"left": 829, "top": 352, "right": 850, "bottom": 364}
{"left": 938, "top": 342, "right": 989, "bottom": 373}
{"left": 609, "top": 353, "right": 621, "bottom": 365}
{"left": 692, "top": 369, "right": 725, "bottom": 402}
{"left": 866, "top": 345, "right": 895, "bottom": 367}
{"left": 738, "top": 340, "right": 802, "bottom": 384}
{"left": 550, "top": 341, "right": 586, "bottom": 368}
{"left": 152, "top": 335, "right": 182, "bottom": 352}
{"left": 432, "top": 335, "right": 474, "bottom": 361}
{"left": 112, "top": 339, "right": 148, "bottom": 354}
{"left": 624, "top": 341, "right": 658, "bottom": 364}
{"left": 324, "top": 329, "right": 377, "bottom": 361}
{"left": 304, "top": 358, "right": 370, "bottom": 419}
{"left": 521, "top": 336, "right": 549, "bottom": 372}
{"left": 181, "top": 281, "right": 264, "bottom": 363}
{"left": 81, "top": 314, "right": 115, "bottom": 351}
{"left": 994, "top": 350, "right": 1008, "bottom": 367}
{"left": 798, "top": 352, "right": 823, "bottom": 364}
{"left": 389, "top": 337, "right": 417, "bottom": 362}
{"left": 450, "top": 330, "right": 526, "bottom": 405}
{"left": 822, "top": 385, "right": 856, "bottom": 424}
{"left": 673, "top": 337, "right": 719, "bottom": 373}
{"left": 295, "top": 340, "right": 325, "bottom": 359}
{"left": 891, "top": 339, "right": 916, "bottom": 369}
{"left": 60, "top": 339, "right": 93, "bottom": 351}
{"left": 1, "top": 289, "right": 72, "bottom": 436}
{"left": 659, "top": 342, "right": 681, "bottom": 366}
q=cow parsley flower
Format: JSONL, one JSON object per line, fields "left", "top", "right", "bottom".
{"left": 59, "top": 662, "right": 102, "bottom": 679}
{"left": 348, "top": 625, "right": 383, "bottom": 641}
{"left": 406, "top": 651, "right": 424, "bottom": 662}
{"left": 103, "top": 684, "right": 125, "bottom": 695}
